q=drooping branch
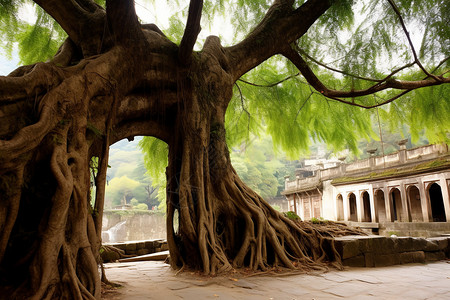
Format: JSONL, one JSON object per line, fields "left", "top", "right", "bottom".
{"left": 178, "top": 0, "right": 204, "bottom": 65}
{"left": 281, "top": 45, "right": 449, "bottom": 108}
{"left": 386, "top": 0, "right": 441, "bottom": 82}
{"left": 238, "top": 72, "right": 301, "bottom": 88}
{"left": 297, "top": 47, "right": 398, "bottom": 83}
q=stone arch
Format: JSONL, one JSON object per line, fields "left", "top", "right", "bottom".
{"left": 361, "top": 191, "right": 372, "bottom": 222}
{"left": 336, "top": 194, "right": 344, "bottom": 221}
{"left": 390, "top": 187, "right": 403, "bottom": 221}
{"left": 374, "top": 189, "right": 386, "bottom": 222}
{"left": 348, "top": 193, "right": 357, "bottom": 221}
{"left": 428, "top": 182, "right": 446, "bottom": 222}
{"left": 407, "top": 185, "right": 423, "bottom": 222}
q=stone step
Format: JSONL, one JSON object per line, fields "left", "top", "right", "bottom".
{"left": 119, "top": 250, "right": 170, "bottom": 263}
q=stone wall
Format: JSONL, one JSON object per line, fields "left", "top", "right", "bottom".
{"left": 102, "top": 210, "right": 166, "bottom": 243}
{"left": 332, "top": 235, "right": 450, "bottom": 267}
{"left": 378, "top": 222, "right": 450, "bottom": 238}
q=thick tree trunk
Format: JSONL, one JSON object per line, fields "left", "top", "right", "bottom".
{"left": 0, "top": 88, "right": 101, "bottom": 299}
{"left": 166, "top": 119, "right": 347, "bottom": 275}
{"left": 164, "top": 48, "right": 352, "bottom": 275}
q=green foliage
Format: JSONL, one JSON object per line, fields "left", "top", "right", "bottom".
{"left": 227, "top": 56, "right": 377, "bottom": 159}
{"left": 105, "top": 176, "right": 141, "bottom": 206}
{"left": 231, "top": 134, "right": 283, "bottom": 200}
{"left": 130, "top": 198, "right": 139, "bottom": 206}
{"left": 0, "top": 1, "right": 66, "bottom": 65}
{"left": 284, "top": 211, "right": 301, "bottom": 221}
{"left": 133, "top": 203, "right": 149, "bottom": 210}
{"left": 271, "top": 204, "right": 281, "bottom": 211}
{"left": 311, "top": 217, "right": 327, "bottom": 224}
{"left": 105, "top": 209, "right": 164, "bottom": 217}
{"left": 138, "top": 137, "right": 169, "bottom": 209}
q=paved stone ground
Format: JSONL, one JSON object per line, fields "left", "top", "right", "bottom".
{"left": 103, "top": 260, "right": 450, "bottom": 300}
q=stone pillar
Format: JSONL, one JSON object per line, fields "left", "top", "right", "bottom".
{"left": 369, "top": 185, "right": 376, "bottom": 223}
{"left": 343, "top": 192, "right": 349, "bottom": 221}
{"left": 298, "top": 195, "right": 304, "bottom": 221}
{"left": 356, "top": 191, "right": 363, "bottom": 222}
{"left": 400, "top": 182, "right": 411, "bottom": 222}
{"left": 397, "top": 139, "right": 408, "bottom": 164}
{"left": 439, "top": 176, "right": 450, "bottom": 222}
{"left": 418, "top": 180, "right": 432, "bottom": 222}
{"left": 293, "top": 193, "right": 297, "bottom": 215}
{"left": 384, "top": 186, "right": 394, "bottom": 222}
{"left": 338, "top": 156, "right": 346, "bottom": 174}
{"left": 284, "top": 175, "right": 290, "bottom": 191}
{"left": 367, "top": 148, "right": 377, "bottom": 170}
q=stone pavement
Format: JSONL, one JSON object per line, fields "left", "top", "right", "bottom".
{"left": 103, "top": 260, "right": 450, "bottom": 300}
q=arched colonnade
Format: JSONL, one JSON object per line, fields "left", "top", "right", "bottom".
{"left": 334, "top": 173, "right": 450, "bottom": 223}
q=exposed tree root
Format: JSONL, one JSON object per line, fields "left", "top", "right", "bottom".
{"left": 165, "top": 114, "right": 365, "bottom": 277}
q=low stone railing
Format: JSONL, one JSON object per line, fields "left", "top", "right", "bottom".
{"left": 284, "top": 143, "right": 449, "bottom": 192}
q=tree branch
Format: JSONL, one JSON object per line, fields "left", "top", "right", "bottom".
{"left": 281, "top": 45, "right": 449, "bottom": 106}
{"left": 34, "top": 0, "right": 107, "bottom": 56}
{"left": 386, "top": 0, "right": 441, "bottom": 82}
{"left": 106, "top": 0, "right": 144, "bottom": 45}
{"left": 238, "top": 72, "right": 301, "bottom": 88}
{"left": 0, "top": 63, "right": 64, "bottom": 102}
{"left": 178, "top": 0, "right": 204, "bottom": 65}
{"left": 227, "top": 0, "right": 331, "bottom": 81}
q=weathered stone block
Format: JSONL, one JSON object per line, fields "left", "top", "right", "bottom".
{"left": 371, "top": 237, "right": 395, "bottom": 254}
{"left": 364, "top": 252, "right": 375, "bottom": 267}
{"left": 136, "top": 249, "right": 150, "bottom": 256}
{"left": 125, "top": 242, "right": 137, "bottom": 252}
{"left": 343, "top": 255, "right": 365, "bottom": 267}
{"left": 394, "top": 237, "right": 414, "bottom": 252}
{"left": 113, "top": 243, "right": 127, "bottom": 251}
{"left": 335, "top": 239, "right": 361, "bottom": 259}
{"left": 424, "top": 251, "right": 446, "bottom": 262}
{"left": 410, "top": 238, "right": 428, "bottom": 251}
{"left": 136, "top": 242, "right": 146, "bottom": 250}
{"left": 373, "top": 253, "right": 399, "bottom": 267}
{"left": 161, "top": 243, "right": 169, "bottom": 251}
{"left": 144, "top": 241, "right": 156, "bottom": 252}
{"left": 427, "top": 237, "right": 449, "bottom": 251}
{"left": 399, "top": 251, "right": 425, "bottom": 264}
{"left": 423, "top": 240, "right": 440, "bottom": 252}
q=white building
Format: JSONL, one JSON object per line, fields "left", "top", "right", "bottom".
{"left": 282, "top": 142, "right": 450, "bottom": 236}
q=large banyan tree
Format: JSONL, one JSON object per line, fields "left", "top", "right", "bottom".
{"left": 0, "top": 0, "right": 449, "bottom": 298}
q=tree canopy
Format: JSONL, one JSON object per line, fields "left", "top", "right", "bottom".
{"left": 0, "top": 0, "right": 449, "bottom": 299}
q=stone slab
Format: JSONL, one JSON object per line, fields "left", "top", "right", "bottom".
{"left": 118, "top": 250, "right": 169, "bottom": 262}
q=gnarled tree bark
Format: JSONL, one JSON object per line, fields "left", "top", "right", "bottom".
{"left": 0, "top": 0, "right": 448, "bottom": 299}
